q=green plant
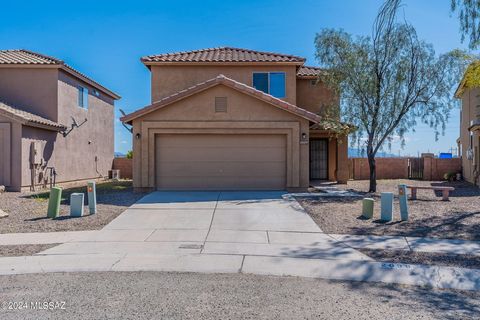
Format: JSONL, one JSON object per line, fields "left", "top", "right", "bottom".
{"left": 126, "top": 150, "right": 133, "bottom": 159}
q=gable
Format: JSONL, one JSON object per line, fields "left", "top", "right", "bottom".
{"left": 136, "top": 84, "right": 308, "bottom": 123}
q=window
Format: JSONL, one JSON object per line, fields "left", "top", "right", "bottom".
{"left": 78, "top": 86, "right": 88, "bottom": 109}
{"left": 252, "top": 72, "right": 286, "bottom": 98}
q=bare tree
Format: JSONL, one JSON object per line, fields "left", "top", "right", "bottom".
{"left": 315, "top": 0, "right": 465, "bottom": 192}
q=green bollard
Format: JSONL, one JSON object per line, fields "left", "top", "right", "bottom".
{"left": 47, "top": 187, "right": 62, "bottom": 218}
{"left": 362, "top": 198, "right": 374, "bottom": 219}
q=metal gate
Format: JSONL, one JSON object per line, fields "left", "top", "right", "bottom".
{"left": 310, "top": 139, "right": 328, "bottom": 180}
{"left": 408, "top": 157, "right": 424, "bottom": 179}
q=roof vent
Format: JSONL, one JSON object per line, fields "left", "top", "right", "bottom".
{"left": 215, "top": 97, "right": 227, "bottom": 113}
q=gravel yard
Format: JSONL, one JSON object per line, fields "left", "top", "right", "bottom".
{"left": 0, "top": 181, "right": 147, "bottom": 234}
{"left": 298, "top": 179, "right": 480, "bottom": 241}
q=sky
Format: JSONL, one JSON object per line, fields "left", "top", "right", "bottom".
{"left": 0, "top": 0, "right": 469, "bottom": 156}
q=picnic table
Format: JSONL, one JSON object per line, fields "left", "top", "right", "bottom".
{"left": 406, "top": 185, "right": 455, "bottom": 201}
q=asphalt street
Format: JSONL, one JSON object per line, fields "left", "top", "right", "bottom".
{"left": 1, "top": 271, "right": 478, "bottom": 319}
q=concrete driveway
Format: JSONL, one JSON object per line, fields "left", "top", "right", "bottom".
{"left": 39, "top": 191, "right": 369, "bottom": 261}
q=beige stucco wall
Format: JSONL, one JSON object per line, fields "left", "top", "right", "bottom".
{"left": 132, "top": 84, "right": 310, "bottom": 191}
{"left": 0, "top": 68, "right": 58, "bottom": 121}
{"left": 0, "top": 68, "right": 115, "bottom": 190}
{"left": 459, "top": 87, "right": 480, "bottom": 185}
{"left": 150, "top": 65, "right": 298, "bottom": 105}
{"left": 296, "top": 78, "right": 336, "bottom": 115}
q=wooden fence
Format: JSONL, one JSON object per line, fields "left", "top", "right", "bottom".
{"left": 349, "top": 157, "right": 461, "bottom": 181}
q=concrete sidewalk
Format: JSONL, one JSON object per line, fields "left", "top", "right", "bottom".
{"left": 0, "top": 191, "right": 479, "bottom": 291}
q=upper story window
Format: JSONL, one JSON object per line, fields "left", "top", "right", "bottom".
{"left": 78, "top": 86, "right": 88, "bottom": 109}
{"left": 252, "top": 72, "right": 286, "bottom": 98}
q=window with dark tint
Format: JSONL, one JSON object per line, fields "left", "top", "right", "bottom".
{"left": 252, "top": 72, "right": 286, "bottom": 98}
{"left": 269, "top": 72, "right": 286, "bottom": 98}
{"left": 253, "top": 73, "right": 269, "bottom": 94}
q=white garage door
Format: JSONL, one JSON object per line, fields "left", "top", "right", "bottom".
{"left": 155, "top": 134, "right": 286, "bottom": 190}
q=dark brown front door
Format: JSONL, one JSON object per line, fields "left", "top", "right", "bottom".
{"left": 310, "top": 139, "right": 328, "bottom": 180}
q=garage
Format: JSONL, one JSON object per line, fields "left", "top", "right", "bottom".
{"left": 155, "top": 134, "right": 287, "bottom": 190}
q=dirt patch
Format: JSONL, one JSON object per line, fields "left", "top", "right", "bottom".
{"left": 359, "top": 249, "right": 480, "bottom": 269}
{"left": 298, "top": 179, "right": 480, "bottom": 240}
{"left": 0, "top": 243, "right": 60, "bottom": 257}
{"left": 0, "top": 180, "right": 147, "bottom": 234}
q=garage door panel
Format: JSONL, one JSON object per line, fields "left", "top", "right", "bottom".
{"left": 159, "top": 135, "right": 285, "bottom": 148}
{"left": 157, "top": 161, "right": 286, "bottom": 177}
{"left": 156, "top": 176, "right": 286, "bottom": 190}
{"left": 157, "top": 147, "right": 286, "bottom": 162}
{"left": 155, "top": 134, "right": 286, "bottom": 190}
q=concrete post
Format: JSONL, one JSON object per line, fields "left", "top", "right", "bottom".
{"left": 398, "top": 184, "right": 408, "bottom": 221}
{"left": 87, "top": 181, "right": 97, "bottom": 214}
{"left": 380, "top": 192, "right": 393, "bottom": 222}
{"left": 47, "top": 187, "right": 62, "bottom": 218}
{"left": 70, "top": 193, "right": 84, "bottom": 217}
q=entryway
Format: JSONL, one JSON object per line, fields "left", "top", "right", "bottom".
{"left": 309, "top": 139, "right": 328, "bottom": 180}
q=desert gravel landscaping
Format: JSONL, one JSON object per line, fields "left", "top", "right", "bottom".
{"left": 0, "top": 244, "right": 59, "bottom": 257}
{"left": 0, "top": 181, "right": 147, "bottom": 234}
{"left": 298, "top": 179, "right": 480, "bottom": 241}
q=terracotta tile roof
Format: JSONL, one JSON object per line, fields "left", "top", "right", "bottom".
{"left": 121, "top": 74, "right": 322, "bottom": 124}
{"left": 0, "top": 100, "right": 66, "bottom": 131}
{"left": 0, "top": 50, "right": 120, "bottom": 99}
{"left": 296, "top": 65, "right": 325, "bottom": 78}
{"left": 141, "top": 47, "right": 306, "bottom": 64}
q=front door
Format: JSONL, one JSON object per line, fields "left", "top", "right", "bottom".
{"left": 310, "top": 139, "right": 328, "bottom": 180}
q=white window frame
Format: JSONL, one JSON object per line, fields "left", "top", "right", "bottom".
{"left": 252, "top": 71, "right": 286, "bottom": 98}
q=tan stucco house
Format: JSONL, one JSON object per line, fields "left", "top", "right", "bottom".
{"left": 456, "top": 62, "right": 480, "bottom": 186}
{"left": 0, "top": 50, "right": 120, "bottom": 191}
{"left": 121, "top": 47, "right": 349, "bottom": 192}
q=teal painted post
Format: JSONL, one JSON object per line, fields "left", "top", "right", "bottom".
{"left": 70, "top": 193, "right": 84, "bottom": 217}
{"left": 47, "top": 187, "right": 62, "bottom": 218}
{"left": 362, "top": 198, "right": 374, "bottom": 219}
{"left": 398, "top": 184, "right": 409, "bottom": 221}
{"left": 380, "top": 192, "right": 393, "bottom": 222}
{"left": 87, "top": 181, "right": 97, "bottom": 214}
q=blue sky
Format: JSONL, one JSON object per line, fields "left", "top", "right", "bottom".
{"left": 0, "top": 0, "right": 468, "bottom": 156}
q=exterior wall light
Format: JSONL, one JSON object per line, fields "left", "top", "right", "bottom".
{"left": 135, "top": 133, "right": 141, "bottom": 140}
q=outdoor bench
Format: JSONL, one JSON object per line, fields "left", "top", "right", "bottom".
{"left": 406, "top": 185, "right": 455, "bottom": 201}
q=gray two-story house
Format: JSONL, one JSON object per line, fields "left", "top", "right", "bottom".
{"left": 0, "top": 50, "right": 120, "bottom": 191}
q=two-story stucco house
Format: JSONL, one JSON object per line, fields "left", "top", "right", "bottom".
{"left": 0, "top": 50, "right": 120, "bottom": 191}
{"left": 121, "top": 47, "right": 349, "bottom": 192}
{"left": 456, "top": 62, "right": 480, "bottom": 186}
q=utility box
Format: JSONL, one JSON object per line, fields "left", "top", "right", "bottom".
{"left": 70, "top": 193, "right": 84, "bottom": 217}
{"left": 380, "top": 192, "right": 393, "bottom": 222}
{"left": 87, "top": 181, "right": 97, "bottom": 214}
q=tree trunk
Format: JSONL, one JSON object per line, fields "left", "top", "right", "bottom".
{"left": 367, "top": 151, "right": 377, "bottom": 193}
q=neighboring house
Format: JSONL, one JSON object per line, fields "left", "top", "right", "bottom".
{"left": 0, "top": 50, "right": 120, "bottom": 191}
{"left": 121, "top": 47, "right": 349, "bottom": 192}
{"left": 456, "top": 62, "right": 480, "bottom": 186}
